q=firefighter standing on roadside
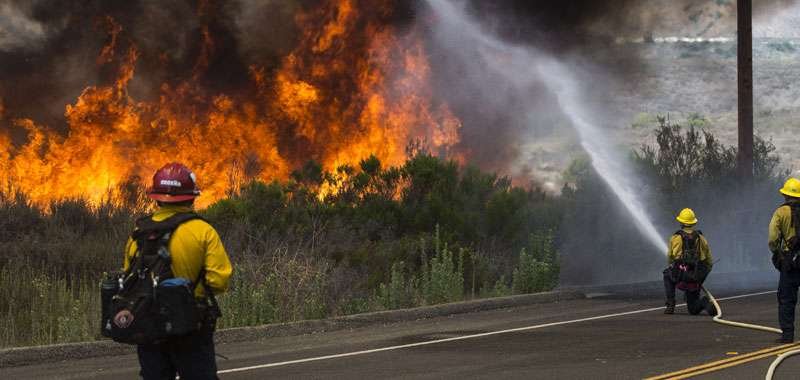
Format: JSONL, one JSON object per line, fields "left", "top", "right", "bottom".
{"left": 769, "top": 178, "right": 800, "bottom": 344}
{"left": 114, "top": 163, "right": 233, "bottom": 380}
{"left": 663, "top": 208, "right": 715, "bottom": 315}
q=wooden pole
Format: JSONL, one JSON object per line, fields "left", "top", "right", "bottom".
{"left": 737, "top": 0, "right": 754, "bottom": 180}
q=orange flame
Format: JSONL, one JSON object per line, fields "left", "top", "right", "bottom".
{"left": 0, "top": 0, "right": 461, "bottom": 208}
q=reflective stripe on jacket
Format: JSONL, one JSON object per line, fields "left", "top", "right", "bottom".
{"left": 667, "top": 227, "right": 713, "bottom": 268}
{"left": 123, "top": 204, "right": 233, "bottom": 298}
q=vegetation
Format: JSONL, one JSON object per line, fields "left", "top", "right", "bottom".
{"left": 2, "top": 118, "right": 784, "bottom": 348}
{"left": 633, "top": 116, "right": 782, "bottom": 189}
{"left": 512, "top": 231, "right": 559, "bottom": 294}
{"left": 0, "top": 153, "right": 562, "bottom": 348}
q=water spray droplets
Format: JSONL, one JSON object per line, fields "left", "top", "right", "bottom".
{"left": 426, "top": 0, "right": 667, "bottom": 254}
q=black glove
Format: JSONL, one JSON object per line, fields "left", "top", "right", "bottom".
{"left": 693, "top": 263, "right": 710, "bottom": 284}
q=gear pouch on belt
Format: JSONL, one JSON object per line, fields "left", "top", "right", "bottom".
{"left": 100, "top": 271, "right": 163, "bottom": 344}
{"left": 773, "top": 252, "right": 783, "bottom": 271}
{"left": 778, "top": 251, "right": 800, "bottom": 272}
{"left": 100, "top": 271, "right": 124, "bottom": 338}
{"left": 109, "top": 292, "right": 162, "bottom": 344}
{"left": 777, "top": 235, "right": 800, "bottom": 271}
{"left": 156, "top": 278, "right": 203, "bottom": 336}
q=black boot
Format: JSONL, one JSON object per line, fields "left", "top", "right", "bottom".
{"left": 776, "top": 336, "right": 794, "bottom": 344}
{"left": 664, "top": 303, "right": 675, "bottom": 314}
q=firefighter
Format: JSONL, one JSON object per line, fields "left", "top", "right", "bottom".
{"left": 663, "top": 208, "right": 715, "bottom": 315}
{"left": 114, "top": 163, "right": 233, "bottom": 380}
{"left": 769, "top": 177, "right": 800, "bottom": 343}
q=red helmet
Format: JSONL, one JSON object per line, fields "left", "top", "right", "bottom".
{"left": 147, "top": 162, "right": 201, "bottom": 202}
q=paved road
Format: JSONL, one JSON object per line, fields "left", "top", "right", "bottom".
{"left": 4, "top": 286, "right": 800, "bottom": 379}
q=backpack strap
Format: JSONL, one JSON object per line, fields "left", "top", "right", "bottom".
{"left": 674, "top": 230, "right": 701, "bottom": 264}
{"left": 132, "top": 212, "right": 205, "bottom": 240}
{"left": 674, "top": 229, "right": 703, "bottom": 238}
{"left": 784, "top": 202, "right": 800, "bottom": 226}
{"left": 127, "top": 212, "right": 205, "bottom": 277}
{"left": 782, "top": 202, "right": 800, "bottom": 253}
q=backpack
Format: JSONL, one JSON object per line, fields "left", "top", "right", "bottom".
{"left": 100, "top": 212, "right": 219, "bottom": 345}
{"left": 671, "top": 230, "right": 709, "bottom": 285}
{"left": 775, "top": 202, "right": 800, "bottom": 272}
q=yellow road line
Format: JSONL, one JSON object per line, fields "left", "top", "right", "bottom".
{"left": 671, "top": 348, "right": 798, "bottom": 379}
{"left": 645, "top": 343, "right": 800, "bottom": 380}
{"left": 645, "top": 343, "right": 796, "bottom": 379}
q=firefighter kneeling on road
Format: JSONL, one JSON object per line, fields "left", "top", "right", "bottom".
{"left": 769, "top": 177, "right": 800, "bottom": 343}
{"left": 663, "top": 208, "right": 715, "bottom": 315}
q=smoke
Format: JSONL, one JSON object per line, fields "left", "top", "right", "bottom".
{"left": 417, "top": 0, "right": 800, "bottom": 286}
{"left": 417, "top": 0, "right": 649, "bottom": 188}
{"left": 0, "top": 1, "right": 49, "bottom": 52}
{"left": 1, "top": 0, "right": 795, "bottom": 161}
{"left": 418, "top": 0, "right": 670, "bottom": 286}
{"left": 476, "top": 0, "right": 797, "bottom": 42}
{"left": 231, "top": 0, "right": 304, "bottom": 67}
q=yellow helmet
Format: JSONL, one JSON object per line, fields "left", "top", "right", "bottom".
{"left": 780, "top": 178, "right": 800, "bottom": 198}
{"left": 676, "top": 208, "right": 698, "bottom": 225}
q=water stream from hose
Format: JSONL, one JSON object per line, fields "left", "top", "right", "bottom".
{"left": 425, "top": 0, "right": 667, "bottom": 253}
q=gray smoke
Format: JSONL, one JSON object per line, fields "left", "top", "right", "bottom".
{"left": 416, "top": 0, "right": 798, "bottom": 286}
{"left": 418, "top": 0, "right": 669, "bottom": 284}
{"left": 0, "top": 1, "right": 49, "bottom": 52}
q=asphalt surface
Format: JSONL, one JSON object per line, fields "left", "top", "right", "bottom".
{"left": 4, "top": 287, "right": 800, "bottom": 379}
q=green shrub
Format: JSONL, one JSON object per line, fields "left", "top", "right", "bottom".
{"left": 218, "top": 251, "right": 329, "bottom": 328}
{"left": 420, "top": 228, "right": 464, "bottom": 305}
{"left": 512, "top": 248, "right": 554, "bottom": 294}
{"left": 633, "top": 116, "right": 782, "bottom": 188}
{"left": 374, "top": 261, "right": 417, "bottom": 310}
{"left": 482, "top": 275, "right": 512, "bottom": 298}
{"left": 216, "top": 267, "right": 276, "bottom": 328}
{"left": 0, "top": 264, "right": 99, "bottom": 347}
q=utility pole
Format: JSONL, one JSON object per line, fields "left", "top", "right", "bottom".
{"left": 737, "top": 0, "right": 754, "bottom": 180}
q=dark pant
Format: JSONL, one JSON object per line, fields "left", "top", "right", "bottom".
{"left": 137, "top": 328, "right": 218, "bottom": 380}
{"left": 778, "top": 270, "right": 800, "bottom": 340}
{"left": 663, "top": 268, "right": 709, "bottom": 315}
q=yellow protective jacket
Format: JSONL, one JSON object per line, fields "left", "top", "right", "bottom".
{"left": 123, "top": 204, "right": 233, "bottom": 298}
{"left": 769, "top": 202, "right": 797, "bottom": 255}
{"left": 667, "top": 227, "right": 713, "bottom": 268}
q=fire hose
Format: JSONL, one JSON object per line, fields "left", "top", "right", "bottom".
{"left": 703, "top": 287, "right": 781, "bottom": 334}
{"left": 702, "top": 286, "right": 800, "bottom": 379}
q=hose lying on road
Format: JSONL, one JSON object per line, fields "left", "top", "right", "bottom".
{"left": 765, "top": 349, "right": 800, "bottom": 380}
{"left": 703, "top": 287, "right": 781, "bottom": 334}
{"left": 703, "top": 287, "right": 799, "bottom": 380}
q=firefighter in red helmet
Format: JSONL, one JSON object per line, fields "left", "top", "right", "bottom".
{"left": 112, "top": 163, "right": 232, "bottom": 380}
